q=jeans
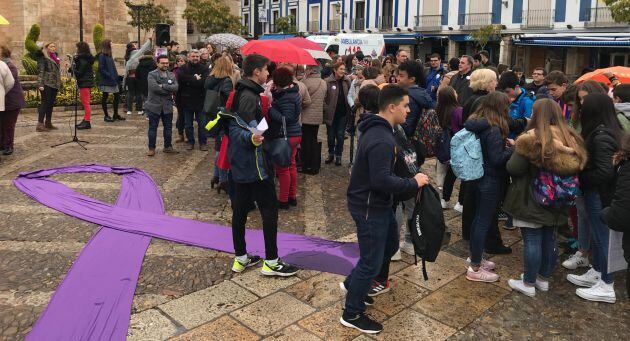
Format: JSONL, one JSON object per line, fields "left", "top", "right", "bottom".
{"left": 326, "top": 113, "right": 347, "bottom": 157}
{"left": 575, "top": 195, "right": 591, "bottom": 252}
{"left": 300, "top": 124, "right": 320, "bottom": 172}
{"left": 344, "top": 209, "right": 399, "bottom": 315}
{"left": 521, "top": 226, "right": 557, "bottom": 284}
{"left": 469, "top": 176, "right": 504, "bottom": 266}
{"left": 442, "top": 165, "right": 463, "bottom": 203}
{"left": 147, "top": 111, "right": 173, "bottom": 150}
{"left": 125, "top": 77, "right": 143, "bottom": 112}
{"left": 0, "top": 109, "right": 20, "bottom": 149}
{"left": 213, "top": 152, "right": 229, "bottom": 183}
{"left": 584, "top": 190, "right": 613, "bottom": 283}
{"left": 274, "top": 136, "right": 301, "bottom": 203}
{"left": 175, "top": 106, "right": 185, "bottom": 136}
{"left": 184, "top": 109, "right": 207, "bottom": 146}
{"left": 38, "top": 85, "right": 58, "bottom": 123}
{"left": 101, "top": 92, "right": 120, "bottom": 116}
{"left": 79, "top": 88, "right": 92, "bottom": 121}
{"left": 231, "top": 179, "right": 278, "bottom": 260}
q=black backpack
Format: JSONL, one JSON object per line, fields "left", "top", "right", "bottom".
{"left": 409, "top": 184, "right": 446, "bottom": 280}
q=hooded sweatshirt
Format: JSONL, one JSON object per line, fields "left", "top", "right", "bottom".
{"left": 400, "top": 85, "right": 435, "bottom": 138}
{"left": 464, "top": 118, "right": 513, "bottom": 178}
{"left": 347, "top": 114, "right": 418, "bottom": 217}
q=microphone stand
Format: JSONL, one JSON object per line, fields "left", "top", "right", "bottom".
{"left": 51, "top": 55, "right": 89, "bottom": 150}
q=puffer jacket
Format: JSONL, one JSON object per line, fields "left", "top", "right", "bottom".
{"left": 301, "top": 74, "right": 326, "bottom": 125}
{"left": 73, "top": 54, "right": 95, "bottom": 89}
{"left": 38, "top": 57, "right": 61, "bottom": 89}
{"left": 464, "top": 118, "right": 513, "bottom": 179}
{"left": 580, "top": 126, "right": 619, "bottom": 206}
{"left": 504, "top": 128, "right": 586, "bottom": 227}
{"left": 324, "top": 74, "right": 351, "bottom": 125}
{"left": 269, "top": 84, "right": 302, "bottom": 137}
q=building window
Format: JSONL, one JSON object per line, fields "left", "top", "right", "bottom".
{"left": 244, "top": 13, "right": 250, "bottom": 33}
{"left": 309, "top": 5, "right": 320, "bottom": 32}
{"left": 244, "top": 0, "right": 249, "bottom": 7}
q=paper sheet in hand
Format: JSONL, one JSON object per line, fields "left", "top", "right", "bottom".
{"left": 249, "top": 118, "right": 268, "bottom": 135}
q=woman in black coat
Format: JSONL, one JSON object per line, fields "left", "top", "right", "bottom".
{"left": 74, "top": 42, "right": 95, "bottom": 129}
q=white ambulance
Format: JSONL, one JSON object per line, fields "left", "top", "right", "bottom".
{"left": 307, "top": 34, "right": 385, "bottom": 58}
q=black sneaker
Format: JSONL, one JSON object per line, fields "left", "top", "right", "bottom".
{"left": 288, "top": 198, "right": 297, "bottom": 207}
{"left": 367, "top": 280, "right": 391, "bottom": 297}
{"left": 76, "top": 120, "right": 91, "bottom": 130}
{"left": 261, "top": 259, "right": 299, "bottom": 277}
{"left": 338, "top": 282, "right": 374, "bottom": 306}
{"left": 232, "top": 254, "right": 262, "bottom": 273}
{"left": 340, "top": 311, "right": 383, "bottom": 334}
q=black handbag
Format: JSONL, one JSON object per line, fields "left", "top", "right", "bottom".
{"left": 268, "top": 116, "right": 292, "bottom": 168}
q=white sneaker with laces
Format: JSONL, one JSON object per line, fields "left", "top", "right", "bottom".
{"left": 399, "top": 241, "right": 415, "bottom": 255}
{"left": 453, "top": 202, "right": 463, "bottom": 214}
{"left": 508, "top": 279, "right": 536, "bottom": 297}
{"left": 576, "top": 280, "right": 616, "bottom": 303}
{"left": 520, "top": 274, "right": 549, "bottom": 291}
{"left": 390, "top": 249, "right": 402, "bottom": 261}
{"left": 567, "top": 268, "right": 601, "bottom": 287}
{"left": 562, "top": 251, "right": 590, "bottom": 270}
{"left": 440, "top": 199, "right": 449, "bottom": 209}
{"left": 138, "top": 110, "right": 144, "bottom": 115}
{"left": 126, "top": 111, "right": 132, "bottom": 115}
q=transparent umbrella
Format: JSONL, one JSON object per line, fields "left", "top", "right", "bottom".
{"left": 205, "top": 33, "right": 248, "bottom": 49}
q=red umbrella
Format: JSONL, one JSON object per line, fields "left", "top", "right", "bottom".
{"left": 284, "top": 37, "right": 324, "bottom": 51}
{"left": 240, "top": 40, "right": 318, "bottom": 65}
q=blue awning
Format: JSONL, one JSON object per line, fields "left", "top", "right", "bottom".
{"left": 383, "top": 33, "right": 422, "bottom": 45}
{"left": 515, "top": 39, "right": 630, "bottom": 47}
{"left": 259, "top": 34, "right": 296, "bottom": 40}
{"left": 448, "top": 34, "right": 474, "bottom": 42}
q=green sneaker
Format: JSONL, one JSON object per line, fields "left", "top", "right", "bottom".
{"left": 231, "top": 255, "right": 262, "bottom": 273}
{"left": 261, "top": 259, "right": 300, "bottom": 277}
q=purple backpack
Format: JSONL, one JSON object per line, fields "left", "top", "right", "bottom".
{"left": 531, "top": 170, "right": 580, "bottom": 208}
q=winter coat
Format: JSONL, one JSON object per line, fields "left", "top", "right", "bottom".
{"left": 602, "top": 160, "right": 630, "bottom": 234}
{"left": 425, "top": 66, "right": 445, "bottom": 101}
{"left": 205, "top": 76, "right": 234, "bottom": 106}
{"left": 400, "top": 85, "right": 435, "bottom": 138}
{"left": 98, "top": 54, "right": 119, "bottom": 87}
{"left": 508, "top": 90, "right": 534, "bottom": 120}
{"left": 504, "top": 128, "right": 586, "bottom": 227}
{"left": 0, "top": 60, "right": 15, "bottom": 112}
{"left": 264, "top": 79, "right": 311, "bottom": 109}
{"left": 123, "top": 39, "right": 152, "bottom": 86}
{"left": 347, "top": 114, "right": 418, "bottom": 217}
{"left": 464, "top": 118, "right": 513, "bottom": 179}
{"left": 73, "top": 54, "right": 95, "bottom": 89}
{"left": 177, "top": 62, "right": 210, "bottom": 111}
{"left": 449, "top": 70, "right": 473, "bottom": 106}
{"left": 1, "top": 59, "right": 24, "bottom": 111}
{"left": 462, "top": 90, "right": 488, "bottom": 122}
{"left": 269, "top": 84, "right": 302, "bottom": 137}
{"left": 580, "top": 126, "right": 619, "bottom": 207}
{"left": 144, "top": 69, "right": 178, "bottom": 115}
{"left": 525, "top": 82, "right": 545, "bottom": 96}
{"left": 324, "top": 74, "right": 351, "bottom": 125}
{"left": 301, "top": 74, "right": 326, "bottom": 126}
{"left": 135, "top": 56, "right": 157, "bottom": 96}
{"left": 615, "top": 102, "right": 630, "bottom": 120}
{"left": 38, "top": 57, "right": 61, "bottom": 89}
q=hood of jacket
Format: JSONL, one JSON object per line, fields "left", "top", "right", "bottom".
{"left": 615, "top": 102, "right": 630, "bottom": 118}
{"left": 408, "top": 85, "right": 434, "bottom": 108}
{"left": 236, "top": 78, "right": 264, "bottom": 94}
{"left": 464, "top": 117, "right": 491, "bottom": 133}
{"left": 272, "top": 82, "right": 300, "bottom": 100}
{"left": 515, "top": 127, "right": 586, "bottom": 175}
{"left": 206, "top": 75, "right": 230, "bottom": 89}
{"left": 357, "top": 113, "right": 393, "bottom": 134}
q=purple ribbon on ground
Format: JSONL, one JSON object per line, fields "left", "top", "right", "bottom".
{"left": 14, "top": 164, "right": 359, "bottom": 340}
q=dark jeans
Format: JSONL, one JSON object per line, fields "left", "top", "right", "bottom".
{"left": 443, "top": 165, "right": 463, "bottom": 203}
{"left": 125, "top": 77, "right": 143, "bottom": 112}
{"left": 521, "top": 226, "right": 557, "bottom": 284}
{"left": 0, "top": 109, "right": 20, "bottom": 149}
{"left": 183, "top": 109, "right": 207, "bottom": 146}
{"left": 469, "top": 175, "right": 505, "bottom": 266}
{"left": 301, "top": 124, "right": 320, "bottom": 172}
{"left": 176, "top": 105, "right": 185, "bottom": 135}
{"left": 326, "top": 113, "right": 347, "bottom": 157}
{"left": 584, "top": 190, "right": 613, "bottom": 283}
{"left": 344, "top": 209, "right": 399, "bottom": 315}
{"left": 147, "top": 111, "right": 173, "bottom": 150}
{"left": 462, "top": 180, "right": 503, "bottom": 248}
{"left": 38, "top": 85, "right": 58, "bottom": 123}
{"left": 232, "top": 179, "right": 278, "bottom": 260}
{"left": 101, "top": 92, "right": 120, "bottom": 116}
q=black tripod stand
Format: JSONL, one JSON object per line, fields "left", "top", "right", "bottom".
{"left": 51, "top": 55, "right": 89, "bottom": 150}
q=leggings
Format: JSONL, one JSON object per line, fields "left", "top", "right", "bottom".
{"left": 79, "top": 88, "right": 92, "bottom": 121}
{"left": 101, "top": 92, "right": 120, "bottom": 116}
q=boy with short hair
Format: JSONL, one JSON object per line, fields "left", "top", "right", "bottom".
{"left": 545, "top": 71, "right": 572, "bottom": 120}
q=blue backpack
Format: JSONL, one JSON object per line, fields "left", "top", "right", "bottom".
{"left": 450, "top": 129, "right": 484, "bottom": 181}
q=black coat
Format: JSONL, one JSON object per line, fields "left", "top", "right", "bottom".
{"left": 135, "top": 56, "right": 156, "bottom": 96}
{"left": 73, "top": 54, "right": 95, "bottom": 89}
{"left": 465, "top": 118, "right": 513, "bottom": 179}
{"left": 269, "top": 84, "right": 302, "bottom": 138}
{"left": 580, "top": 126, "right": 619, "bottom": 206}
{"left": 462, "top": 90, "right": 488, "bottom": 122}
{"left": 602, "top": 160, "right": 630, "bottom": 264}
{"left": 449, "top": 70, "right": 473, "bottom": 107}
{"left": 177, "top": 62, "right": 210, "bottom": 111}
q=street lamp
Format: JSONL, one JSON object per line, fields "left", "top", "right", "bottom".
{"left": 125, "top": 1, "right": 148, "bottom": 44}
{"left": 79, "top": 0, "right": 84, "bottom": 42}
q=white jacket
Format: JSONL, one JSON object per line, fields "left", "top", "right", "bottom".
{"left": 0, "top": 60, "right": 15, "bottom": 112}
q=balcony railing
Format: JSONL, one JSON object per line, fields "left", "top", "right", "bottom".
{"left": 329, "top": 19, "right": 341, "bottom": 32}
{"left": 269, "top": 24, "right": 277, "bottom": 33}
{"left": 351, "top": 17, "right": 365, "bottom": 31}
{"left": 308, "top": 21, "right": 319, "bottom": 32}
{"left": 458, "top": 12, "right": 492, "bottom": 30}
{"left": 584, "top": 7, "right": 627, "bottom": 27}
{"left": 521, "top": 9, "right": 555, "bottom": 29}
{"left": 414, "top": 15, "right": 443, "bottom": 31}
{"left": 378, "top": 16, "right": 393, "bottom": 30}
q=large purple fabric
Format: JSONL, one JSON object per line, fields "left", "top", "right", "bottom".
{"left": 14, "top": 164, "right": 359, "bottom": 340}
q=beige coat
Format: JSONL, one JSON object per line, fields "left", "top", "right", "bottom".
{"left": 0, "top": 60, "right": 15, "bottom": 112}
{"left": 301, "top": 74, "right": 326, "bottom": 125}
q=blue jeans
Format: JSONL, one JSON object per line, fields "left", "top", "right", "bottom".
{"left": 521, "top": 226, "right": 557, "bottom": 284}
{"left": 147, "top": 111, "right": 173, "bottom": 150}
{"left": 344, "top": 209, "right": 399, "bottom": 315}
{"left": 469, "top": 175, "right": 504, "bottom": 266}
{"left": 326, "top": 113, "right": 347, "bottom": 157}
{"left": 184, "top": 109, "right": 207, "bottom": 146}
{"left": 584, "top": 190, "right": 613, "bottom": 283}
{"left": 213, "top": 152, "right": 229, "bottom": 183}
{"left": 575, "top": 195, "right": 591, "bottom": 252}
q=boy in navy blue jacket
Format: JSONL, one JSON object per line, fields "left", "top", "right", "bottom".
{"left": 340, "top": 85, "right": 429, "bottom": 334}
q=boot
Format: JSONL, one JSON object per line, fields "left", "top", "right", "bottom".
{"left": 113, "top": 113, "right": 126, "bottom": 121}
{"left": 36, "top": 122, "right": 49, "bottom": 132}
{"left": 335, "top": 156, "right": 342, "bottom": 166}
{"left": 45, "top": 121, "right": 58, "bottom": 130}
{"left": 325, "top": 154, "right": 334, "bottom": 164}
{"left": 210, "top": 176, "right": 219, "bottom": 189}
{"left": 104, "top": 114, "right": 114, "bottom": 122}
{"left": 76, "top": 120, "right": 91, "bottom": 130}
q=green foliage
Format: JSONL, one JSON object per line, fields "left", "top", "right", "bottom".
{"left": 470, "top": 24, "right": 502, "bottom": 51}
{"left": 25, "top": 24, "right": 41, "bottom": 55}
{"left": 21, "top": 56, "right": 38, "bottom": 76}
{"left": 93, "top": 24, "right": 104, "bottom": 53}
{"left": 603, "top": 0, "right": 630, "bottom": 23}
{"left": 24, "top": 77, "right": 116, "bottom": 108}
{"left": 275, "top": 15, "right": 297, "bottom": 34}
{"left": 183, "top": 0, "right": 243, "bottom": 35}
{"left": 126, "top": 0, "right": 174, "bottom": 38}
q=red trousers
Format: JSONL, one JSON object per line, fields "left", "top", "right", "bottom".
{"left": 80, "top": 88, "right": 92, "bottom": 121}
{"left": 275, "top": 136, "right": 301, "bottom": 203}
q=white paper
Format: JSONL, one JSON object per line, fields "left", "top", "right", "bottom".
{"left": 249, "top": 118, "right": 268, "bottom": 135}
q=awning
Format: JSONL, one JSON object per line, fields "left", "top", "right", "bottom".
{"left": 259, "top": 34, "right": 297, "bottom": 40}
{"left": 515, "top": 38, "right": 630, "bottom": 47}
{"left": 382, "top": 33, "right": 422, "bottom": 45}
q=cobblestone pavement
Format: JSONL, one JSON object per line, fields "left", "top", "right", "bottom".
{"left": 0, "top": 109, "right": 628, "bottom": 340}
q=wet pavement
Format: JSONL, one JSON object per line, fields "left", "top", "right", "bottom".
{"left": 0, "top": 109, "right": 627, "bottom": 340}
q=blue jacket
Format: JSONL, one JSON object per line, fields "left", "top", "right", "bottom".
{"left": 401, "top": 85, "right": 435, "bottom": 138}
{"left": 425, "top": 66, "right": 445, "bottom": 101}
{"left": 269, "top": 84, "right": 302, "bottom": 138}
{"left": 464, "top": 118, "right": 513, "bottom": 179}
{"left": 98, "top": 54, "right": 119, "bottom": 87}
{"left": 509, "top": 90, "right": 534, "bottom": 120}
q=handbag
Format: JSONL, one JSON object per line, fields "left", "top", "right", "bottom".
{"left": 203, "top": 89, "right": 221, "bottom": 118}
{"left": 268, "top": 116, "right": 292, "bottom": 168}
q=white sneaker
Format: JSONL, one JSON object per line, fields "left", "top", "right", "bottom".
{"left": 562, "top": 251, "right": 590, "bottom": 270}
{"left": 576, "top": 280, "right": 616, "bottom": 303}
{"left": 399, "top": 241, "right": 415, "bottom": 255}
{"left": 453, "top": 202, "right": 463, "bottom": 214}
{"left": 521, "top": 274, "right": 549, "bottom": 291}
{"left": 508, "top": 279, "right": 536, "bottom": 297}
{"left": 138, "top": 110, "right": 144, "bottom": 115}
{"left": 390, "top": 249, "right": 402, "bottom": 261}
{"left": 440, "top": 199, "right": 449, "bottom": 209}
{"left": 126, "top": 110, "right": 132, "bottom": 115}
{"left": 567, "top": 268, "right": 601, "bottom": 287}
